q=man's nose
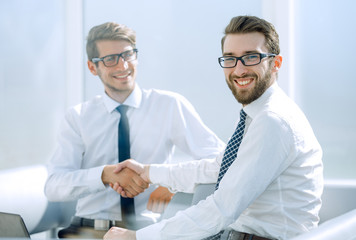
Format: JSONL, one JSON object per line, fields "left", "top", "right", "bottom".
{"left": 232, "top": 60, "right": 248, "bottom": 76}
{"left": 114, "top": 57, "right": 128, "bottom": 70}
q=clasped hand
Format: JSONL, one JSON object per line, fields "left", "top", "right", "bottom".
{"left": 110, "top": 159, "right": 150, "bottom": 198}
{"left": 102, "top": 160, "right": 149, "bottom": 198}
{"left": 107, "top": 160, "right": 174, "bottom": 213}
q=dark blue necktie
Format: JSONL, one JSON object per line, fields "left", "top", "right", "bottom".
{"left": 117, "top": 105, "right": 136, "bottom": 227}
{"left": 205, "top": 109, "right": 247, "bottom": 240}
{"left": 216, "top": 109, "right": 247, "bottom": 190}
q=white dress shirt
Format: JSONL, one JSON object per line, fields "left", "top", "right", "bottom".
{"left": 137, "top": 82, "right": 323, "bottom": 239}
{"left": 44, "top": 84, "right": 224, "bottom": 222}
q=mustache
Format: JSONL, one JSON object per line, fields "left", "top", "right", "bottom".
{"left": 229, "top": 73, "right": 257, "bottom": 80}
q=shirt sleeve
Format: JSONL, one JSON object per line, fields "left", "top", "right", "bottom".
{"left": 44, "top": 108, "right": 106, "bottom": 201}
{"left": 149, "top": 153, "right": 222, "bottom": 193}
{"left": 138, "top": 112, "right": 295, "bottom": 239}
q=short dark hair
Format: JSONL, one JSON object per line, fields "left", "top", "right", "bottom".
{"left": 221, "top": 16, "right": 280, "bottom": 55}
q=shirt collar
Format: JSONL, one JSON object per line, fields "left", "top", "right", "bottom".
{"left": 103, "top": 83, "right": 142, "bottom": 113}
{"left": 243, "top": 81, "right": 279, "bottom": 119}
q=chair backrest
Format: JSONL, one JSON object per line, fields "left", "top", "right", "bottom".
{"left": 162, "top": 184, "right": 214, "bottom": 219}
{"left": 290, "top": 209, "right": 356, "bottom": 240}
{"left": 161, "top": 192, "right": 193, "bottom": 219}
{"left": 191, "top": 184, "right": 215, "bottom": 205}
{"left": 319, "top": 179, "right": 356, "bottom": 223}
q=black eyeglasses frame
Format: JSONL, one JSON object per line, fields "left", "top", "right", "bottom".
{"left": 218, "top": 53, "right": 276, "bottom": 68}
{"left": 91, "top": 49, "right": 138, "bottom": 67}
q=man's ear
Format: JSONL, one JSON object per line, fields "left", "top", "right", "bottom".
{"left": 87, "top": 60, "right": 98, "bottom": 76}
{"left": 273, "top": 55, "right": 283, "bottom": 72}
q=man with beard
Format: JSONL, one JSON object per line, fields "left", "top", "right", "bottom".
{"left": 104, "top": 15, "right": 323, "bottom": 240}
{"left": 44, "top": 22, "right": 224, "bottom": 238}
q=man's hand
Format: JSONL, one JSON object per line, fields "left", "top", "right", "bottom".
{"left": 113, "top": 159, "right": 150, "bottom": 182}
{"left": 102, "top": 164, "right": 149, "bottom": 198}
{"left": 147, "top": 186, "right": 174, "bottom": 213}
{"left": 103, "top": 227, "right": 136, "bottom": 240}
{"left": 111, "top": 160, "right": 150, "bottom": 197}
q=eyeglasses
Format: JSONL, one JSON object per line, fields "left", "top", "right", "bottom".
{"left": 218, "top": 53, "right": 276, "bottom": 68}
{"left": 91, "top": 49, "right": 138, "bottom": 67}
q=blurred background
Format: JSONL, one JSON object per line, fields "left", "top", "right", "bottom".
{"left": 0, "top": 0, "right": 355, "bottom": 180}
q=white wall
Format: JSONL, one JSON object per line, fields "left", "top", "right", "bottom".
{"left": 293, "top": 0, "right": 356, "bottom": 179}
{"left": 0, "top": 0, "right": 66, "bottom": 169}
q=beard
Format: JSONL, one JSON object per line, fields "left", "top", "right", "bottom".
{"left": 226, "top": 67, "right": 273, "bottom": 105}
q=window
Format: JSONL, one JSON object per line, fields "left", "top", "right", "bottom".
{"left": 0, "top": 0, "right": 66, "bottom": 169}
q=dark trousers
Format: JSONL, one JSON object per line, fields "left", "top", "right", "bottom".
{"left": 222, "top": 230, "right": 273, "bottom": 240}
{"left": 58, "top": 217, "right": 154, "bottom": 239}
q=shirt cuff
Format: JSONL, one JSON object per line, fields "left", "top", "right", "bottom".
{"left": 87, "top": 165, "right": 107, "bottom": 190}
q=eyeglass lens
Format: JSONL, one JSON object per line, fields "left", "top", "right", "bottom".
{"left": 103, "top": 50, "right": 137, "bottom": 67}
{"left": 220, "top": 54, "right": 261, "bottom": 68}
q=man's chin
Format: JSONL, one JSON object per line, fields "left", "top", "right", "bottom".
{"left": 110, "top": 80, "right": 135, "bottom": 91}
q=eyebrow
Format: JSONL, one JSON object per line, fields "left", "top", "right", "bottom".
{"left": 100, "top": 49, "right": 134, "bottom": 58}
{"left": 223, "top": 50, "right": 260, "bottom": 56}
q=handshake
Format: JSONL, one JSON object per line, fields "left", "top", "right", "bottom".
{"left": 102, "top": 159, "right": 150, "bottom": 198}
{"left": 101, "top": 160, "right": 173, "bottom": 213}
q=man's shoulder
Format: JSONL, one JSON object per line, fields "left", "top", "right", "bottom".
{"left": 67, "top": 95, "right": 105, "bottom": 116}
{"left": 256, "top": 91, "right": 312, "bottom": 136}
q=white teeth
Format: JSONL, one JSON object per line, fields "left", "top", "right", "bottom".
{"left": 237, "top": 79, "right": 251, "bottom": 86}
{"left": 115, "top": 72, "right": 130, "bottom": 79}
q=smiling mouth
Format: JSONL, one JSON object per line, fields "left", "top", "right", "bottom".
{"left": 237, "top": 79, "right": 251, "bottom": 86}
{"left": 114, "top": 71, "right": 131, "bottom": 79}
{"left": 235, "top": 77, "right": 254, "bottom": 87}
